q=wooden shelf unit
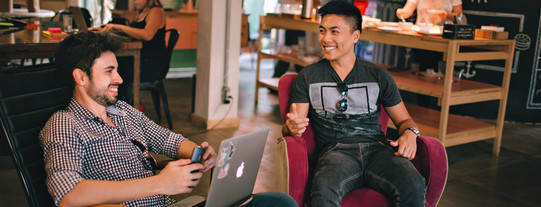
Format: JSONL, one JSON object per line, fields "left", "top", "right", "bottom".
{"left": 259, "top": 49, "right": 315, "bottom": 67}
{"left": 255, "top": 15, "right": 319, "bottom": 107}
{"left": 389, "top": 70, "right": 503, "bottom": 105}
{"left": 391, "top": 103, "right": 496, "bottom": 147}
{"left": 256, "top": 49, "right": 317, "bottom": 91}
{"left": 255, "top": 15, "right": 515, "bottom": 156}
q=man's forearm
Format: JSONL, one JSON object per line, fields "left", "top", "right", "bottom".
{"left": 396, "top": 119, "right": 418, "bottom": 136}
{"left": 59, "top": 176, "right": 162, "bottom": 206}
{"left": 177, "top": 139, "right": 198, "bottom": 159}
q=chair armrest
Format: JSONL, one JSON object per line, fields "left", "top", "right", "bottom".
{"left": 414, "top": 136, "right": 448, "bottom": 207}
{"left": 285, "top": 135, "right": 310, "bottom": 206}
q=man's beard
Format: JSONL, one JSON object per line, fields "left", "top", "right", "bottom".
{"left": 94, "top": 93, "right": 118, "bottom": 106}
{"left": 88, "top": 82, "right": 120, "bottom": 106}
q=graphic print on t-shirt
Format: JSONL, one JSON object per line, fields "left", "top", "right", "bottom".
{"left": 309, "top": 82, "right": 380, "bottom": 116}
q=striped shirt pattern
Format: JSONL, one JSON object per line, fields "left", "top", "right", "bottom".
{"left": 40, "top": 99, "right": 185, "bottom": 206}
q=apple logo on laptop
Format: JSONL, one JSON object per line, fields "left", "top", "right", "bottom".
{"left": 236, "top": 162, "right": 245, "bottom": 178}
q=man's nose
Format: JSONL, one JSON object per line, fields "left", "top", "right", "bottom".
{"left": 320, "top": 32, "right": 331, "bottom": 42}
{"left": 114, "top": 71, "right": 123, "bottom": 84}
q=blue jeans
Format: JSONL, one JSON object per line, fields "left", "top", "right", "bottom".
{"left": 311, "top": 142, "right": 426, "bottom": 207}
{"left": 246, "top": 191, "right": 298, "bottom": 207}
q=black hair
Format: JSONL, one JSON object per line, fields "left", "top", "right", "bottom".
{"left": 318, "top": 1, "right": 363, "bottom": 34}
{"left": 147, "top": 0, "right": 163, "bottom": 9}
{"left": 55, "top": 31, "right": 123, "bottom": 92}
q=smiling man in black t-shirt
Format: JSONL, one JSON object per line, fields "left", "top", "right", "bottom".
{"left": 282, "top": 1, "right": 426, "bottom": 206}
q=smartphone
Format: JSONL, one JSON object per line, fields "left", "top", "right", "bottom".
{"left": 191, "top": 146, "right": 205, "bottom": 163}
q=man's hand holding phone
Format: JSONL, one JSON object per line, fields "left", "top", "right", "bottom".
{"left": 192, "top": 142, "right": 216, "bottom": 172}
{"left": 156, "top": 159, "right": 202, "bottom": 194}
{"left": 191, "top": 146, "right": 205, "bottom": 164}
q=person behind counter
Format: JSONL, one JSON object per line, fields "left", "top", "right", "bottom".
{"left": 91, "top": 0, "right": 167, "bottom": 102}
{"left": 396, "top": 0, "right": 462, "bottom": 25}
{"left": 396, "top": 0, "right": 463, "bottom": 109}
{"left": 396, "top": 0, "right": 463, "bottom": 73}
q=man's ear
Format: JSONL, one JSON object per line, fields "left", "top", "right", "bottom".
{"left": 352, "top": 29, "right": 361, "bottom": 43}
{"left": 72, "top": 68, "right": 88, "bottom": 86}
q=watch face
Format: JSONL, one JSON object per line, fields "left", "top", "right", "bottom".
{"left": 408, "top": 127, "right": 420, "bottom": 136}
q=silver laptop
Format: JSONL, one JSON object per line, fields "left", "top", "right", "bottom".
{"left": 174, "top": 128, "right": 270, "bottom": 207}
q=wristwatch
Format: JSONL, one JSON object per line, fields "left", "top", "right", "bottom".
{"left": 405, "top": 127, "right": 420, "bottom": 137}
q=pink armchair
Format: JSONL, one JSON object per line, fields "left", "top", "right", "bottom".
{"left": 278, "top": 73, "right": 448, "bottom": 207}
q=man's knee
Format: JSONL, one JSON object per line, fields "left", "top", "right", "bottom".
{"left": 250, "top": 192, "right": 298, "bottom": 207}
{"left": 397, "top": 172, "right": 426, "bottom": 206}
{"left": 311, "top": 173, "right": 338, "bottom": 195}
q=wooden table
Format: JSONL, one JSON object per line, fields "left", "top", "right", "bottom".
{"left": 257, "top": 15, "right": 515, "bottom": 156}
{"left": 0, "top": 29, "right": 142, "bottom": 109}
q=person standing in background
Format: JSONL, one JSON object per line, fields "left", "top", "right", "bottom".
{"left": 395, "top": 0, "right": 464, "bottom": 72}
{"left": 396, "top": 0, "right": 462, "bottom": 25}
{"left": 395, "top": 0, "right": 463, "bottom": 108}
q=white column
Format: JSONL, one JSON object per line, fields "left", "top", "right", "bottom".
{"left": 192, "top": 0, "right": 241, "bottom": 129}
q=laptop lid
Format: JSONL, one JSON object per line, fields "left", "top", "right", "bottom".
{"left": 69, "top": 7, "right": 88, "bottom": 32}
{"left": 204, "top": 128, "right": 270, "bottom": 207}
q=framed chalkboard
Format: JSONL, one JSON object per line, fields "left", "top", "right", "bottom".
{"left": 453, "top": 0, "right": 541, "bottom": 122}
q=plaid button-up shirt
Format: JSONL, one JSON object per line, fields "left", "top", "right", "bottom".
{"left": 40, "top": 99, "right": 186, "bottom": 206}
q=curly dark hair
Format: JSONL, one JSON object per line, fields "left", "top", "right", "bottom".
{"left": 318, "top": 1, "right": 363, "bottom": 34}
{"left": 55, "top": 31, "right": 123, "bottom": 91}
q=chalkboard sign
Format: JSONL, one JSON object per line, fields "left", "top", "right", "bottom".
{"left": 449, "top": 0, "right": 541, "bottom": 123}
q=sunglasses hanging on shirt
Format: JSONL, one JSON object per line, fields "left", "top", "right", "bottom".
{"left": 336, "top": 82, "right": 348, "bottom": 112}
{"left": 131, "top": 139, "right": 157, "bottom": 172}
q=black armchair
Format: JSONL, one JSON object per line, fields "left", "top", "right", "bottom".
{"left": 0, "top": 63, "right": 70, "bottom": 206}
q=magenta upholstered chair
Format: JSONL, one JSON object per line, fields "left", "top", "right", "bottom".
{"left": 278, "top": 73, "right": 448, "bottom": 207}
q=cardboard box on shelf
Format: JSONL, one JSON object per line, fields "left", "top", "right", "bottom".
{"left": 493, "top": 31, "right": 509, "bottom": 39}
{"left": 475, "top": 29, "right": 508, "bottom": 39}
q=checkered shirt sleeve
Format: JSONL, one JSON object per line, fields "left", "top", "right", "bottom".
{"left": 39, "top": 99, "right": 184, "bottom": 206}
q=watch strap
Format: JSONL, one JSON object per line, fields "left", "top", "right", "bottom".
{"left": 405, "top": 127, "right": 420, "bottom": 137}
